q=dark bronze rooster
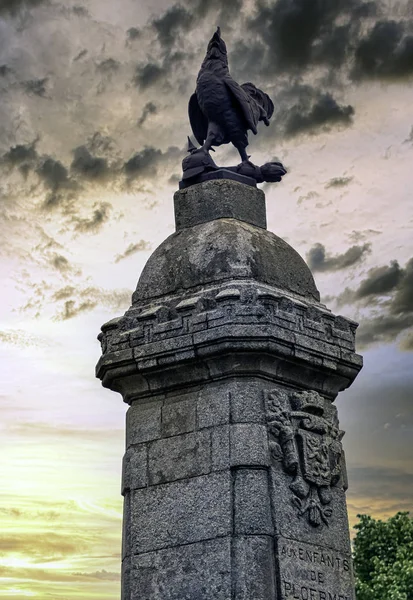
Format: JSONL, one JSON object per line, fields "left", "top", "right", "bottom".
{"left": 188, "top": 27, "right": 274, "bottom": 164}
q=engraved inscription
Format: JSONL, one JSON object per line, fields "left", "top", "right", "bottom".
{"left": 278, "top": 538, "right": 354, "bottom": 600}
{"left": 265, "top": 389, "right": 345, "bottom": 527}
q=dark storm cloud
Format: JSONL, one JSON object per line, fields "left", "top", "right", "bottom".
{"left": 114, "top": 240, "right": 150, "bottom": 263}
{"left": 325, "top": 176, "right": 354, "bottom": 188}
{"left": 138, "top": 102, "right": 157, "bottom": 127}
{"left": 37, "top": 158, "right": 71, "bottom": 191}
{"left": 70, "top": 146, "right": 109, "bottom": 181}
{"left": 127, "top": 27, "right": 141, "bottom": 41}
{"left": 72, "top": 5, "right": 88, "bottom": 18}
{"left": 392, "top": 258, "right": 413, "bottom": 314}
{"left": 355, "top": 260, "right": 403, "bottom": 300}
{"left": 0, "top": 0, "right": 46, "bottom": 16}
{"left": 283, "top": 88, "right": 354, "bottom": 137}
{"left": 86, "top": 132, "right": 117, "bottom": 156}
{"left": 124, "top": 147, "right": 162, "bottom": 178}
{"left": 23, "top": 77, "right": 48, "bottom": 97}
{"left": 133, "top": 62, "right": 166, "bottom": 89}
{"left": 132, "top": 0, "right": 242, "bottom": 90}
{"left": 230, "top": 38, "right": 267, "bottom": 82}
{"left": 334, "top": 258, "right": 413, "bottom": 349}
{"left": 52, "top": 285, "right": 131, "bottom": 320}
{"left": 1, "top": 141, "right": 38, "bottom": 168}
{"left": 246, "top": 0, "right": 376, "bottom": 74}
{"left": 1, "top": 134, "right": 179, "bottom": 229}
{"left": 356, "top": 313, "right": 413, "bottom": 348}
{"left": 71, "top": 202, "right": 112, "bottom": 233}
{"left": 36, "top": 157, "right": 78, "bottom": 209}
{"left": 152, "top": 4, "right": 194, "bottom": 49}
{"left": 307, "top": 242, "right": 371, "bottom": 272}
{"left": 189, "top": 0, "right": 243, "bottom": 25}
{"left": 0, "top": 65, "right": 13, "bottom": 77}
{"left": 60, "top": 299, "right": 98, "bottom": 319}
{"left": 348, "top": 229, "right": 381, "bottom": 243}
{"left": 96, "top": 58, "right": 120, "bottom": 73}
{"left": 73, "top": 49, "right": 87, "bottom": 62}
{"left": 353, "top": 19, "right": 413, "bottom": 80}
{"left": 124, "top": 145, "right": 181, "bottom": 180}
{"left": 133, "top": 48, "right": 187, "bottom": 90}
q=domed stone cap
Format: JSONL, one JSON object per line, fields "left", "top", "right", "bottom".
{"left": 133, "top": 217, "right": 320, "bottom": 304}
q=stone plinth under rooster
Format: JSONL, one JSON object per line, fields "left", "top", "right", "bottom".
{"left": 96, "top": 179, "right": 362, "bottom": 600}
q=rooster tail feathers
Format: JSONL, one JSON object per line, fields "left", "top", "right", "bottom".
{"left": 241, "top": 82, "right": 274, "bottom": 121}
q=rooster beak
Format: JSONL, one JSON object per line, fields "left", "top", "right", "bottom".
{"left": 212, "top": 27, "right": 221, "bottom": 42}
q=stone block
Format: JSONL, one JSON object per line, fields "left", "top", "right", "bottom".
{"left": 229, "top": 379, "right": 265, "bottom": 423}
{"left": 234, "top": 468, "right": 273, "bottom": 535}
{"left": 130, "top": 472, "right": 231, "bottom": 553}
{"left": 233, "top": 536, "right": 276, "bottom": 600}
{"left": 197, "top": 383, "right": 230, "bottom": 428}
{"left": 269, "top": 466, "right": 352, "bottom": 554}
{"left": 174, "top": 178, "right": 266, "bottom": 230}
{"left": 211, "top": 425, "right": 230, "bottom": 471}
{"left": 121, "top": 557, "right": 131, "bottom": 600}
{"left": 122, "top": 494, "right": 131, "bottom": 560}
{"left": 122, "top": 445, "right": 147, "bottom": 494}
{"left": 277, "top": 536, "right": 354, "bottom": 600}
{"left": 230, "top": 423, "right": 269, "bottom": 467}
{"left": 148, "top": 430, "right": 211, "bottom": 485}
{"left": 161, "top": 397, "right": 196, "bottom": 436}
{"left": 131, "top": 537, "right": 232, "bottom": 600}
{"left": 126, "top": 401, "right": 162, "bottom": 447}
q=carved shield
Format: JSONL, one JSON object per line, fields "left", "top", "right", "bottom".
{"left": 296, "top": 430, "right": 331, "bottom": 487}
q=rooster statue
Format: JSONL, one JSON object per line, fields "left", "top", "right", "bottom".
{"left": 182, "top": 27, "right": 286, "bottom": 186}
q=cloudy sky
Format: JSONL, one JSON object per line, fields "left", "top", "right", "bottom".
{"left": 1, "top": 0, "right": 413, "bottom": 598}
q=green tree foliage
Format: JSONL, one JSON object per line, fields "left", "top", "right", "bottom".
{"left": 354, "top": 512, "right": 413, "bottom": 600}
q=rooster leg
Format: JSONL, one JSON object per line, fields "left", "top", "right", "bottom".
{"left": 237, "top": 145, "right": 249, "bottom": 162}
{"left": 203, "top": 134, "right": 215, "bottom": 153}
{"left": 235, "top": 143, "right": 256, "bottom": 168}
{"left": 202, "top": 122, "right": 224, "bottom": 153}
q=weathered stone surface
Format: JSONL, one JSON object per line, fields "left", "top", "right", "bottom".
{"left": 277, "top": 537, "right": 354, "bottom": 600}
{"left": 126, "top": 401, "right": 161, "bottom": 446}
{"left": 174, "top": 178, "right": 266, "bottom": 230}
{"left": 148, "top": 430, "right": 210, "bottom": 485}
{"left": 197, "top": 382, "right": 230, "bottom": 428}
{"left": 229, "top": 378, "right": 266, "bottom": 423}
{"left": 233, "top": 536, "right": 276, "bottom": 600}
{"left": 130, "top": 538, "right": 232, "bottom": 600}
{"left": 270, "top": 472, "right": 352, "bottom": 554}
{"left": 122, "top": 445, "right": 147, "bottom": 494}
{"left": 133, "top": 218, "right": 320, "bottom": 303}
{"left": 130, "top": 471, "right": 231, "bottom": 553}
{"left": 121, "top": 557, "right": 131, "bottom": 600}
{"left": 230, "top": 423, "right": 269, "bottom": 467}
{"left": 211, "top": 424, "right": 230, "bottom": 471}
{"left": 122, "top": 493, "right": 131, "bottom": 560}
{"left": 161, "top": 397, "right": 196, "bottom": 437}
{"left": 234, "top": 468, "right": 273, "bottom": 535}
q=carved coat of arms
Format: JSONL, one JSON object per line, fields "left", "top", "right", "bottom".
{"left": 265, "top": 389, "right": 346, "bottom": 527}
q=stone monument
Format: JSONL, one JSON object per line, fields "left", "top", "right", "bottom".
{"left": 95, "top": 28, "right": 362, "bottom": 600}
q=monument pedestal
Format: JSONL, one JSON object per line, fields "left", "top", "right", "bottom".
{"left": 96, "top": 179, "right": 362, "bottom": 600}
